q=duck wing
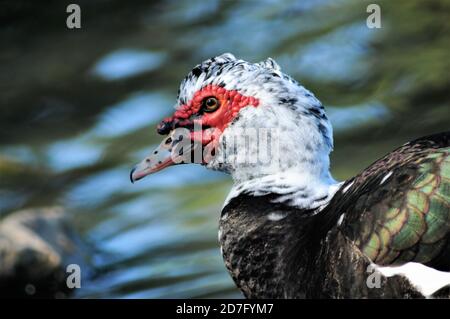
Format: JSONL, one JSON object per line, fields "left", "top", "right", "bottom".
{"left": 337, "top": 132, "right": 450, "bottom": 271}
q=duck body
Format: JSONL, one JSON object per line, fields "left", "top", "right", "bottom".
{"left": 220, "top": 194, "right": 420, "bottom": 298}
{"left": 220, "top": 132, "right": 450, "bottom": 298}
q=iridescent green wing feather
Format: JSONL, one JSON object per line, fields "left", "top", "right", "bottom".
{"left": 339, "top": 132, "right": 450, "bottom": 270}
{"left": 360, "top": 150, "right": 449, "bottom": 266}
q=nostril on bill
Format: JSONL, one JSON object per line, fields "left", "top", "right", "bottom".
{"left": 165, "top": 137, "right": 172, "bottom": 145}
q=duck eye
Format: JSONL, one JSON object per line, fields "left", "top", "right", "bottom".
{"left": 203, "top": 97, "right": 220, "bottom": 112}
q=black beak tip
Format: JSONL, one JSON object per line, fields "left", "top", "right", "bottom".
{"left": 130, "top": 167, "right": 136, "bottom": 184}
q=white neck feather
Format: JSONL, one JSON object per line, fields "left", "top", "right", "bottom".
{"left": 209, "top": 83, "right": 341, "bottom": 210}
{"left": 223, "top": 171, "right": 342, "bottom": 210}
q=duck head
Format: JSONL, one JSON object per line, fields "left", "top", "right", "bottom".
{"left": 130, "top": 53, "right": 334, "bottom": 189}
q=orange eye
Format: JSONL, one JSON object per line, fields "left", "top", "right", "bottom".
{"left": 202, "top": 97, "right": 220, "bottom": 112}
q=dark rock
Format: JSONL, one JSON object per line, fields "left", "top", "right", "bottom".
{"left": 0, "top": 207, "right": 91, "bottom": 298}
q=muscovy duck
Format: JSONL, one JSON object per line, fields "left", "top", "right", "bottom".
{"left": 130, "top": 53, "right": 450, "bottom": 298}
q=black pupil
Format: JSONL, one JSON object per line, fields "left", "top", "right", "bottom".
{"left": 206, "top": 98, "right": 216, "bottom": 107}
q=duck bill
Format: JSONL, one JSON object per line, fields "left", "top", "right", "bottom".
{"left": 130, "top": 156, "right": 174, "bottom": 183}
{"left": 130, "top": 146, "right": 174, "bottom": 183}
{"left": 130, "top": 128, "right": 200, "bottom": 183}
{"left": 130, "top": 133, "right": 179, "bottom": 183}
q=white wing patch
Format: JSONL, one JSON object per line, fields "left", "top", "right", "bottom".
{"left": 376, "top": 262, "right": 450, "bottom": 297}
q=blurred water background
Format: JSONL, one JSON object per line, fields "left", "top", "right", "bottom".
{"left": 0, "top": 0, "right": 449, "bottom": 298}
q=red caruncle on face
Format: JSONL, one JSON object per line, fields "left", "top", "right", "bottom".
{"left": 157, "top": 84, "right": 259, "bottom": 145}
